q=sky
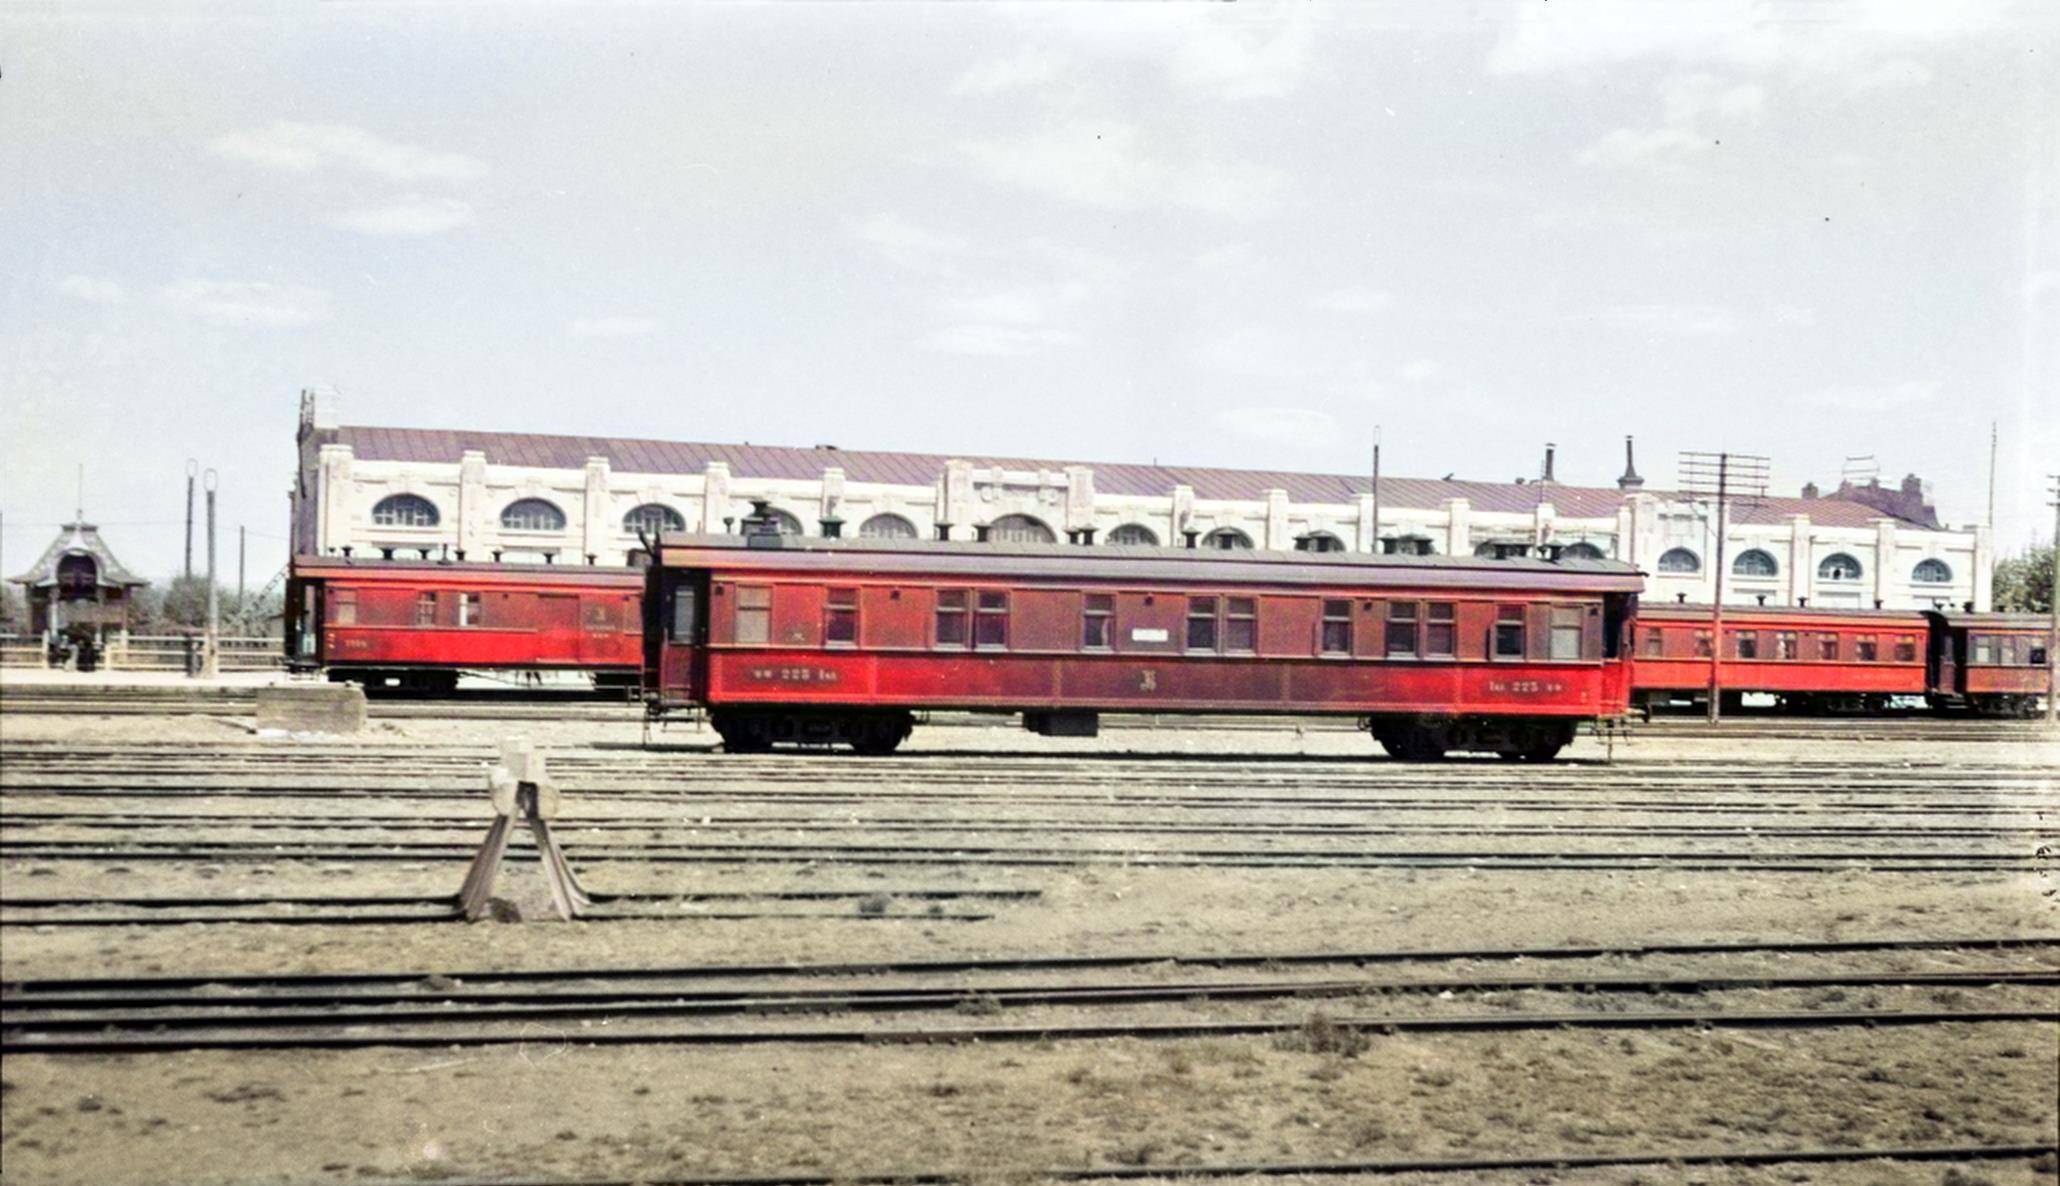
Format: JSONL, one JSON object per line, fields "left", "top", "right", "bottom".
{"left": 4, "top": 0, "right": 2056, "bottom": 589}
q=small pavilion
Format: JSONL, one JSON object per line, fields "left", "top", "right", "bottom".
{"left": 8, "top": 521, "right": 151, "bottom": 663}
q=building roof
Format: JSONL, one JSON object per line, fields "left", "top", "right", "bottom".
{"left": 328, "top": 425, "right": 1927, "bottom": 531}
{"left": 8, "top": 522, "right": 150, "bottom": 589}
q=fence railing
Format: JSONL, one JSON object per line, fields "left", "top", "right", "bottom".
{"left": 0, "top": 634, "right": 285, "bottom": 672}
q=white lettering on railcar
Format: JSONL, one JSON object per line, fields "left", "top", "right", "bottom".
{"left": 745, "top": 666, "right": 841, "bottom": 684}
{"left": 1130, "top": 627, "right": 1169, "bottom": 643}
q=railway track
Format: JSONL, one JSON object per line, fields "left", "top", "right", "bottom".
{"left": 6, "top": 684, "right": 2056, "bottom": 740}
{"left": 7, "top": 934, "right": 2053, "bottom": 1054}
{"left": 294, "top": 1143, "right": 2060, "bottom": 1186}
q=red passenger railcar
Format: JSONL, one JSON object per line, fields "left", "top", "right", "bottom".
{"left": 642, "top": 534, "right": 1641, "bottom": 759}
{"left": 1632, "top": 604, "right": 1930, "bottom": 712}
{"left": 287, "top": 559, "right": 643, "bottom": 693}
{"left": 1631, "top": 603, "right": 2052, "bottom": 715}
{"left": 1927, "top": 611, "right": 2052, "bottom": 716}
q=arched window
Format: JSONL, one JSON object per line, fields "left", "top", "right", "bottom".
{"left": 1912, "top": 558, "right": 1952, "bottom": 584}
{"left": 1105, "top": 523, "right": 1159, "bottom": 547}
{"left": 1657, "top": 547, "right": 1700, "bottom": 574}
{"left": 764, "top": 508, "right": 804, "bottom": 535}
{"left": 500, "top": 498, "right": 567, "bottom": 532}
{"left": 1296, "top": 532, "right": 1346, "bottom": 553}
{"left": 1202, "top": 527, "right": 1253, "bottom": 550}
{"left": 1817, "top": 553, "right": 1863, "bottom": 581}
{"left": 372, "top": 494, "right": 439, "bottom": 528}
{"left": 622, "top": 503, "right": 684, "bottom": 537}
{"left": 1474, "top": 541, "right": 1504, "bottom": 558}
{"left": 1733, "top": 549, "right": 1779, "bottom": 578}
{"left": 858, "top": 513, "right": 918, "bottom": 540}
{"left": 56, "top": 554, "right": 98, "bottom": 597}
{"left": 988, "top": 514, "right": 1055, "bottom": 544}
{"left": 1560, "top": 542, "right": 1606, "bottom": 560}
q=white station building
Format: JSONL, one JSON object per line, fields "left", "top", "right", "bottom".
{"left": 291, "top": 391, "right": 1991, "bottom": 612}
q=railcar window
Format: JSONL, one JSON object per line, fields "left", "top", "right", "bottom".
{"left": 1693, "top": 629, "right": 1712, "bottom": 658}
{"left": 1425, "top": 603, "right": 1457, "bottom": 657}
{"left": 1386, "top": 601, "right": 1420, "bottom": 658}
{"left": 935, "top": 590, "right": 968, "bottom": 646}
{"left": 334, "top": 590, "right": 357, "bottom": 626}
{"left": 1734, "top": 632, "right": 1759, "bottom": 660}
{"left": 1548, "top": 606, "right": 1583, "bottom": 660}
{"left": 459, "top": 592, "right": 482, "bottom": 628}
{"left": 669, "top": 586, "right": 697, "bottom": 641}
{"left": 1775, "top": 632, "right": 1798, "bottom": 660}
{"left": 1643, "top": 628, "right": 1663, "bottom": 658}
{"left": 1971, "top": 634, "right": 1994, "bottom": 664}
{"left": 974, "top": 591, "right": 1010, "bottom": 648}
{"left": 735, "top": 586, "right": 771, "bottom": 646}
{"left": 1083, "top": 594, "right": 1114, "bottom": 649}
{"left": 825, "top": 587, "right": 858, "bottom": 646}
{"left": 1320, "top": 600, "right": 1352, "bottom": 655}
{"left": 1856, "top": 634, "right": 1878, "bottom": 662}
{"left": 415, "top": 592, "right": 437, "bottom": 627}
{"left": 1493, "top": 605, "right": 1525, "bottom": 659}
{"left": 1894, "top": 635, "right": 1917, "bottom": 663}
{"left": 584, "top": 601, "right": 614, "bottom": 632}
{"left": 1819, "top": 633, "right": 1839, "bottom": 661}
{"left": 2030, "top": 643, "right": 2048, "bottom": 666}
{"left": 1186, "top": 597, "right": 1219, "bottom": 651}
{"left": 1224, "top": 598, "right": 1257, "bottom": 653}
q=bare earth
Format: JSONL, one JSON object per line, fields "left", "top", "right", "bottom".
{"left": 1, "top": 700, "right": 2055, "bottom": 1185}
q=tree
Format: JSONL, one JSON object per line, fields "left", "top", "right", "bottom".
{"left": 139, "top": 575, "right": 284, "bottom": 635}
{"left": 0, "top": 582, "right": 25, "bottom": 631}
{"left": 1992, "top": 545, "right": 2055, "bottom": 614}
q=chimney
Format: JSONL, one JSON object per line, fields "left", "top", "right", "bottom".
{"left": 1543, "top": 443, "right": 1556, "bottom": 483}
{"left": 1617, "top": 435, "right": 1644, "bottom": 491}
{"left": 1801, "top": 481, "right": 1819, "bottom": 499}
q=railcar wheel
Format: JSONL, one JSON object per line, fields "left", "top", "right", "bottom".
{"left": 848, "top": 713, "right": 913, "bottom": 755}
{"left": 711, "top": 712, "right": 773, "bottom": 754}
{"left": 1375, "top": 724, "right": 1448, "bottom": 762}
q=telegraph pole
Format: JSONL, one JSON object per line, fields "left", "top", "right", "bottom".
{"left": 238, "top": 525, "right": 246, "bottom": 622}
{"left": 203, "top": 469, "right": 219, "bottom": 678}
{"left": 2048, "top": 474, "right": 2058, "bottom": 725}
{"left": 1680, "top": 451, "right": 1770, "bottom": 724}
{"left": 184, "top": 459, "right": 198, "bottom": 581}
{"left": 1369, "top": 427, "right": 1382, "bottom": 555}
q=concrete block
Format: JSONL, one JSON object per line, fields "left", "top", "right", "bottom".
{"left": 255, "top": 684, "right": 367, "bottom": 734}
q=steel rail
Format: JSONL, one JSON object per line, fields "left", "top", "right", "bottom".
{"left": 7, "top": 1004, "right": 2055, "bottom": 1055}
{"left": 12, "top": 933, "right": 2054, "bottom": 994}
{"left": 8, "top": 967, "right": 2051, "bottom": 1031}
{"left": 267, "top": 1142, "right": 2060, "bottom": 1186}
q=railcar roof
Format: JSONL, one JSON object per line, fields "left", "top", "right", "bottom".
{"left": 292, "top": 556, "right": 645, "bottom": 583}
{"left": 1641, "top": 603, "right": 1932, "bottom": 623}
{"left": 1934, "top": 610, "right": 2054, "bottom": 629}
{"left": 652, "top": 533, "right": 1644, "bottom": 593}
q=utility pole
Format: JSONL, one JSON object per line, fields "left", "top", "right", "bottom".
{"left": 1986, "top": 422, "right": 1997, "bottom": 530}
{"left": 2048, "top": 474, "right": 2058, "bottom": 725}
{"left": 237, "top": 525, "right": 246, "bottom": 624}
{"left": 1369, "top": 427, "right": 1382, "bottom": 555}
{"left": 203, "top": 469, "right": 219, "bottom": 678}
{"left": 184, "top": 459, "right": 198, "bottom": 581}
{"left": 1680, "top": 451, "right": 1771, "bottom": 724}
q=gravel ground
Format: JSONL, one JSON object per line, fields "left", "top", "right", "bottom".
{"left": 2, "top": 708, "right": 2055, "bottom": 1185}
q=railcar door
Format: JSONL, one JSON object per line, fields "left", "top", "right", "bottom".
{"left": 651, "top": 567, "right": 708, "bottom": 704}
{"left": 536, "top": 594, "right": 581, "bottom": 666}
{"left": 1926, "top": 614, "right": 1960, "bottom": 696}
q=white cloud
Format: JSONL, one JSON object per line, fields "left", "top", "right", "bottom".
{"left": 850, "top": 214, "right": 967, "bottom": 273}
{"left": 326, "top": 196, "right": 475, "bottom": 236}
{"left": 1167, "top": 10, "right": 1321, "bottom": 100}
{"left": 1580, "top": 73, "right": 1767, "bottom": 168}
{"left": 961, "top": 122, "right": 1287, "bottom": 218}
{"left": 569, "top": 316, "right": 661, "bottom": 339}
{"left": 943, "top": 282, "right": 1089, "bottom": 327}
{"left": 954, "top": 48, "right": 1068, "bottom": 95}
{"left": 1213, "top": 406, "right": 1339, "bottom": 446}
{"left": 1399, "top": 358, "right": 1442, "bottom": 383}
{"left": 1310, "top": 287, "right": 1395, "bottom": 316}
{"left": 1770, "top": 304, "right": 1818, "bottom": 327}
{"left": 159, "top": 280, "right": 331, "bottom": 328}
{"left": 208, "top": 121, "right": 486, "bottom": 182}
{"left": 57, "top": 275, "right": 125, "bottom": 304}
{"left": 921, "top": 323, "right": 1079, "bottom": 356}
{"left": 1806, "top": 380, "right": 1939, "bottom": 412}
{"left": 1583, "top": 304, "right": 1740, "bottom": 337}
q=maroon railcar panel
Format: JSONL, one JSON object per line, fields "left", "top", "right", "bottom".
{"left": 290, "top": 558, "right": 644, "bottom": 678}
{"left": 1632, "top": 604, "right": 1930, "bottom": 697}
{"left": 645, "top": 536, "right": 1641, "bottom": 727}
